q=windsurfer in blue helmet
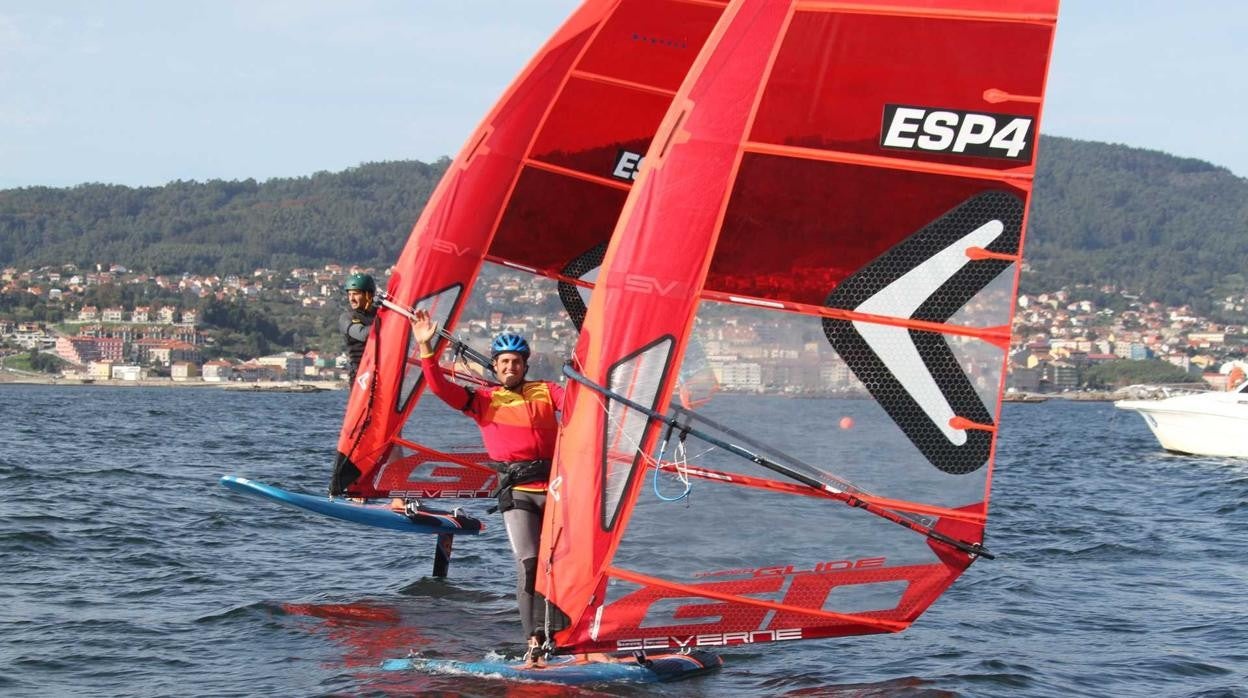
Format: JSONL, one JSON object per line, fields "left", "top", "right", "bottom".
{"left": 409, "top": 309, "right": 564, "bottom": 665}
{"left": 339, "top": 272, "right": 377, "bottom": 382}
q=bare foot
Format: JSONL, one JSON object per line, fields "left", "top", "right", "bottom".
{"left": 524, "top": 656, "right": 546, "bottom": 669}
{"left": 524, "top": 636, "right": 547, "bottom": 668}
{"left": 388, "top": 497, "right": 406, "bottom": 512}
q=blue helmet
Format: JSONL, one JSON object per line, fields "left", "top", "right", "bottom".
{"left": 490, "top": 333, "right": 530, "bottom": 359}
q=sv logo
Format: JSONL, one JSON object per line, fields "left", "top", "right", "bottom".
{"left": 432, "top": 240, "right": 473, "bottom": 256}
{"left": 623, "top": 274, "right": 683, "bottom": 297}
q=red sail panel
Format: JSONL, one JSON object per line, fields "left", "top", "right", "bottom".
{"left": 540, "top": 0, "right": 1057, "bottom": 654}
{"left": 333, "top": 0, "right": 727, "bottom": 499}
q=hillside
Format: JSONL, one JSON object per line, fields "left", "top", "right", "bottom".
{"left": 1026, "top": 137, "right": 1248, "bottom": 309}
{"left": 2, "top": 137, "right": 1246, "bottom": 312}
{"left": 0, "top": 159, "right": 447, "bottom": 274}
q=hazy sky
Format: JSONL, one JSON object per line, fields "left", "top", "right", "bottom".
{"left": 1, "top": 1, "right": 1245, "bottom": 190}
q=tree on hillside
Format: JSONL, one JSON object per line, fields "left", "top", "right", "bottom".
{"left": 1082, "top": 359, "right": 1191, "bottom": 388}
{"left": 0, "top": 160, "right": 447, "bottom": 275}
{"left": 28, "top": 348, "right": 67, "bottom": 374}
{"left": 4, "top": 145, "right": 1245, "bottom": 314}
{"left": 1026, "top": 137, "right": 1248, "bottom": 318}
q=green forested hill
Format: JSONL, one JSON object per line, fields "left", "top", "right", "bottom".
{"left": 1027, "top": 137, "right": 1248, "bottom": 308}
{"left": 2, "top": 137, "right": 1246, "bottom": 311}
{"left": 0, "top": 159, "right": 447, "bottom": 274}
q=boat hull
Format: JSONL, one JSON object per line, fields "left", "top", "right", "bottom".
{"left": 1116, "top": 393, "right": 1248, "bottom": 458}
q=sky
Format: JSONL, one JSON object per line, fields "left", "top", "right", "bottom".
{"left": 1, "top": 1, "right": 1245, "bottom": 190}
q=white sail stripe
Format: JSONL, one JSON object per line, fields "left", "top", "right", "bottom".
{"left": 728, "top": 295, "right": 786, "bottom": 309}
{"left": 856, "top": 322, "right": 964, "bottom": 444}
{"left": 852, "top": 220, "right": 1004, "bottom": 445}
{"left": 590, "top": 605, "right": 604, "bottom": 641}
{"left": 500, "top": 260, "right": 539, "bottom": 273}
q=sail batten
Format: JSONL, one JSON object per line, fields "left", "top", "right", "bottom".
{"left": 480, "top": 254, "right": 597, "bottom": 288}
{"left": 796, "top": 2, "right": 1058, "bottom": 24}
{"left": 569, "top": 70, "right": 680, "bottom": 97}
{"left": 520, "top": 158, "right": 634, "bottom": 191}
{"left": 671, "top": 462, "right": 989, "bottom": 525}
{"left": 741, "top": 140, "right": 1037, "bottom": 184}
{"left": 606, "top": 566, "right": 909, "bottom": 632}
{"left": 699, "top": 288, "right": 1017, "bottom": 342}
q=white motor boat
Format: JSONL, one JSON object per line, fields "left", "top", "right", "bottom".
{"left": 1115, "top": 380, "right": 1248, "bottom": 458}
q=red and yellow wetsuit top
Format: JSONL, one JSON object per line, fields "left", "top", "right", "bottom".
{"left": 420, "top": 354, "right": 565, "bottom": 493}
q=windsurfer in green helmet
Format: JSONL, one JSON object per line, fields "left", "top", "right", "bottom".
{"left": 339, "top": 272, "right": 377, "bottom": 382}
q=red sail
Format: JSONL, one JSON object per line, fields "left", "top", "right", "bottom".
{"left": 332, "top": 0, "right": 728, "bottom": 499}
{"left": 540, "top": 0, "right": 1058, "bottom": 654}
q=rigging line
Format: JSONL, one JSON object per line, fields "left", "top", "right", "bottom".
{"left": 572, "top": 364, "right": 982, "bottom": 528}
{"left": 652, "top": 417, "right": 692, "bottom": 502}
{"left": 572, "top": 365, "right": 704, "bottom": 492}
{"left": 607, "top": 371, "right": 860, "bottom": 498}
{"left": 565, "top": 352, "right": 715, "bottom": 489}
{"left": 670, "top": 403, "right": 861, "bottom": 495}
{"left": 665, "top": 403, "right": 932, "bottom": 526}
{"left": 376, "top": 292, "right": 495, "bottom": 374}
{"left": 664, "top": 405, "right": 977, "bottom": 524}
{"left": 564, "top": 364, "right": 995, "bottom": 560}
{"left": 638, "top": 455, "right": 984, "bottom": 524}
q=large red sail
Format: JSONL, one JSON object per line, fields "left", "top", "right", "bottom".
{"left": 540, "top": 0, "right": 1058, "bottom": 654}
{"left": 332, "top": 0, "right": 728, "bottom": 499}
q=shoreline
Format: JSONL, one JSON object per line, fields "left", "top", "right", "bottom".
{"left": 0, "top": 373, "right": 1126, "bottom": 400}
{"left": 0, "top": 372, "right": 343, "bottom": 391}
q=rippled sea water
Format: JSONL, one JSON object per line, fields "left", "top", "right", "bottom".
{"left": 1, "top": 385, "right": 1245, "bottom": 697}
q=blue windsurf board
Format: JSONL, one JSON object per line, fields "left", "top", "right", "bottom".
{"left": 219, "top": 475, "right": 484, "bottom": 536}
{"left": 380, "top": 650, "right": 721, "bottom": 685}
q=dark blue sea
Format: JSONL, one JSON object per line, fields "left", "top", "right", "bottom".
{"left": 2, "top": 384, "right": 1245, "bottom": 697}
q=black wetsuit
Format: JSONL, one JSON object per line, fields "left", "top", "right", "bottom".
{"left": 339, "top": 306, "right": 376, "bottom": 381}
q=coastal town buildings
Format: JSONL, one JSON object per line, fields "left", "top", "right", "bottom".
{"left": 3, "top": 264, "right": 1246, "bottom": 391}
{"left": 171, "top": 361, "right": 200, "bottom": 381}
{"left": 202, "top": 360, "right": 235, "bottom": 383}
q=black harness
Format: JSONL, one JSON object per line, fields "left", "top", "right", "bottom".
{"left": 343, "top": 307, "right": 376, "bottom": 378}
{"left": 489, "top": 459, "right": 551, "bottom": 514}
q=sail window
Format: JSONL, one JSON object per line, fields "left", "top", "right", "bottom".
{"left": 397, "top": 285, "right": 462, "bottom": 413}
{"left": 601, "top": 337, "right": 674, "bottom": 530}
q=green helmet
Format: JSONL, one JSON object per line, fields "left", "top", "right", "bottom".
{"left": 344, "top": 272, "right": 376, "bottom": 293}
